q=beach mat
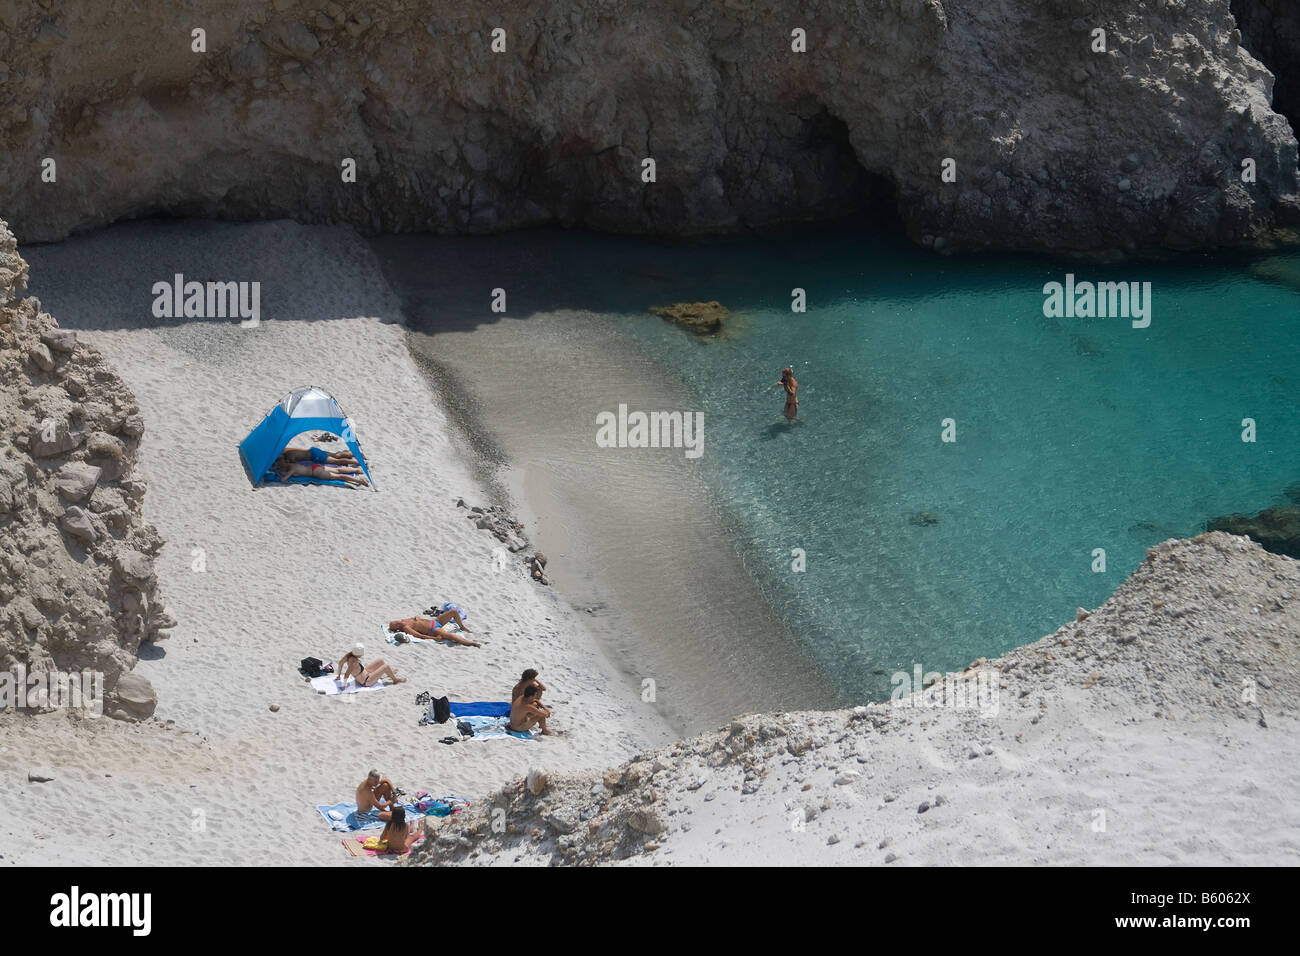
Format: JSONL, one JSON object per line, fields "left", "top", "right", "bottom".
{"left": 310, "top": 674, "right": 388, "bottom": 696}
{"left": 459, "top": 714, "right": 539, "bottom": 741}
{"left": 342, "top": 831, "right": 426, "bottom": 857}
{"left": 450, "top": 701, "right": 511, "bottom": 718}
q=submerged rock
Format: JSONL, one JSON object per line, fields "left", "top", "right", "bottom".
{"left": 648, "top": 301, "right": 730, "bottom": 335}
{"left": 907, "top": 510, "right": 941, "bottom": 526}
{"left": 1207, "top": 506, "right": 1300, "bottom": 559}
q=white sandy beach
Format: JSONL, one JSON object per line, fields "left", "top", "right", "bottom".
{"left": 0, "top": 220, "right": 673, "bottom": 866}
{"left": 4, "top": 219, "right": 1299, "bottom": 869}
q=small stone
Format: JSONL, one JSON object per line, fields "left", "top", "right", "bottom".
{"left": 54, "top": 462, "right": 102, "bottom": 502}
{"left": 884, "top": 852, "right": 899, "bottom": 863}
{"left": 526, "top": 766, "right": 548, "bottom": 795}
{"left": 833, "top": 771, "right": 860, "bottom": 786}
{"left": 917, "top": 801, "right": 931, "bottom": 814}
{"left": 40, "top": 327, "right": 78, "bottom": 352}
{"left": 28, "top": 770, "right": 55, "bottom": 783}
{"left": 1075, "top": 607, "right": 1090, "bottom": 622}
{"left": 269, "top": 704, "right": 280, "bottom": 712}
{"left": 827, "top": 834, "right": 840, "bottom": 845}
{"left": 28, "top": 343, "right": 54, "bottom": 371}
{"left": 1118, "top": 178, "right": 1132, "bottom": 192}
{"left": 60, "top": 506, "right": 96, "bottom": 542}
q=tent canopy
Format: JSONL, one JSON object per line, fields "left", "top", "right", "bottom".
{"left": 238, "top": 386, "right": 374, "bottom": 489}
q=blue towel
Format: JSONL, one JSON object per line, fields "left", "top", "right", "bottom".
{"left": 450, "top": 701, "right": 511, "bottom": 718}
{"left": 458, "top": 714, "right": 538, "bottom": 741}
{"left": 315, "top": 801, "right": 428, "bottom": 832}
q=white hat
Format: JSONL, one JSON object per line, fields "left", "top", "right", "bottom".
{"left": 351, "top": 643, "right": 364, "bottom": 657}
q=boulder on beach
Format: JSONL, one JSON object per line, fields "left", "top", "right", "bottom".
{"left": 648, "top": 301, "right": 729, "bottom": 335}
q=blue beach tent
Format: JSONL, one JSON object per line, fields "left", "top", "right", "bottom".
{"left": 238, "top": 386, "right": 375, "bottom": 489}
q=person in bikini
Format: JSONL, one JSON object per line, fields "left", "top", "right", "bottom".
{"left": 776, "top": 367, "right": 798, "bottom": 422}
{"left": 509, "top": 685, "right": 553, "bottom": 735}
{"left": 279, "top": 445, "right": 358, "bottom": 466}
{"left": 388, "top": 608, "right": 480, "bottom": 648}
{"left": 356, "top": 770, "right": 397, "bottom": 818}
{"left": 337, "top": 643, "right": 404, "bottom": 686}
{"left": 274, "top": 457, "right": 369, "bottom": 487}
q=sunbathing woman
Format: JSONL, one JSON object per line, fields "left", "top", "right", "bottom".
{"left": 337, "top": 643, "right": 405, "bottom": 686}
{"left": 274, "top": 458, "right": 369, "bottom": 487}
{"left": 279, "top": 445, "right": 358, "bottom": 466}
{"left": 377, "top": 805, "right": 425, "bottom": 853}
{"left": 509, "top": 685, "right": 554, "bottom": 735}
{"left": 388, "top": 610, "right": 481, "bottom": 648}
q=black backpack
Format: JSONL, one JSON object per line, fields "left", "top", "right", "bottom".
{"left": 416, "top": 691, "right": 451, "bottom": 725}
{"left": 300, "top": 657, "right": 325, "bottom": 678}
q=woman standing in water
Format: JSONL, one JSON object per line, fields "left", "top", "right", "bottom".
{"left": 777, "top": 367, "right": 798, "bottom": 421}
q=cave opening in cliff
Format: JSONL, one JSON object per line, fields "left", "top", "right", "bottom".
{"left": 1232, "top": 0, "right": 1300, "bottom": 134}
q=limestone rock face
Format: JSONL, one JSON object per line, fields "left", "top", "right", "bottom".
{"left": 0, "top": 1, "right": 1296, "bottom": 251}
{"left": 0, "top": 218, "right": 170, "bottom": 717}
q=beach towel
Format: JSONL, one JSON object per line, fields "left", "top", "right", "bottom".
{"left": 310, "top": 674, "right": 388, "bottom": 696}
{"left": 315, "top": 801, "right": 430, "bottom": 832}
{"left": 449, "top": 701, "right": 512, "bottom": 718}
{"left": 457, "top": 714, "right": 539, "bottom": 741}
{"left": 341, "top": 831, "right": 426, "bottom": 857}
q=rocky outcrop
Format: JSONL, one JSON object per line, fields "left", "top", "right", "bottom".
{"left": 0, "top": 1, "right": 1297, "bottom": 251}
{"left": 0, "top": 218, "right": 168, "bottom": 720}
{"left": 407, "top": 532, "right": 1299, "bottom": 865}
{"left": 649, "top": 301, "right": 730, "bottom": 335}
{"left": 1233, "top": 0, "right": 1300, "bottom": 132}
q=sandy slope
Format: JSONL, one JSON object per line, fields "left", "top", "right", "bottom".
{"left": 0, "top": 220, "right": 672, "bottom": 866}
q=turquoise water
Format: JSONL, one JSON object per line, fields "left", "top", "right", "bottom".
{"left": 530, "top": 230, "right": 1300, "bottom": 699}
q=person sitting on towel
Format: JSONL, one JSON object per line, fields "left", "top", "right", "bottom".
{"left": 388, "top": 610, "right": 480, "bottom": 648}
{"left": 338, "top": 643, "right": 404, "bottom": 686}
{"left": 279, "top": 445, "right": 358, "bottom": 466}
{"left": 273, "top": 457, "right": 370, "bottom": 488}
{"left": 511, "top": 668, "right": 547, "bottom": 704}
{"left": 509, "top": 685, "right": 553, "bottom": 735}
{"left": 357, "top": 770, "right": 398, "bottom": 818}
{"left": 378, "top": 805, "right": 425, "bottom": 853}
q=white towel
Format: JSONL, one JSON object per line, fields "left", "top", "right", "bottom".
{"left": 310, "top": 674, "right": 388, "bottom": 696}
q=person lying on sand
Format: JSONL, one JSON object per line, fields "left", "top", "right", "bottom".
{"left": 280, "top": 445, "right": 358, "bottom": 466}
{"left": 511, "top": 668, "right": 546, "bottom": 704}
{"left": 338, "top": 643, "right": 404, "bottom": 686}
{"left": 388, "top": 611, "right": 480, "bottom": 648}
{"left": 377, "top": 806, "right": 425, "bottom": 853}
{"left": 274, "top": 458, "right": 369, "bottom": 487}
{"left": 509, "top": 685, "right": 553, "bottom": 735}
{"left": 356, "top": 770, "right": 397, "bottom": 817}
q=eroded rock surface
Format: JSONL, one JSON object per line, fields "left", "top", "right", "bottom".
{"left": 0, "top": 1, "right": 1296, "bottom": 250}
{"left": 0, "top": 219, "right": 168, "bottom": 719}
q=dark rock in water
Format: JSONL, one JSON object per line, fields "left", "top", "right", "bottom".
{"left": 1284, "top": 483, "right": 1300, "bottom": 506}
{"left": 648, "top": 301, "right": 729, "bottom": 335}
{"left": 907, "top": 510, "right": 940, "bottom": 526}
{"left": 1070, "top": 334, "right": 1104, "bottom": 358}
{"left": 1207, "top": 506, "right": 1300, "bottom": 559}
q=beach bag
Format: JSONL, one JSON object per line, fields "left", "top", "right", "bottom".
{"left": 300, "top": 657, "right": 325, "bottom": 678}
{"left": 417, "top": 693, "right": 451, "bottom": 725}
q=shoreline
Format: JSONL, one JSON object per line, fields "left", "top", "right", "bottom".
{"left": 371, "top": 232, "right": 849, "bottom": 734}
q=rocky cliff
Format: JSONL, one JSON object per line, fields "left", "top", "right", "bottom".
{"left": 0, "top": 0, "right": 1297, "bottom": 250}
{"left": 0, "top": 219, "right": 169, "bottom": 720}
